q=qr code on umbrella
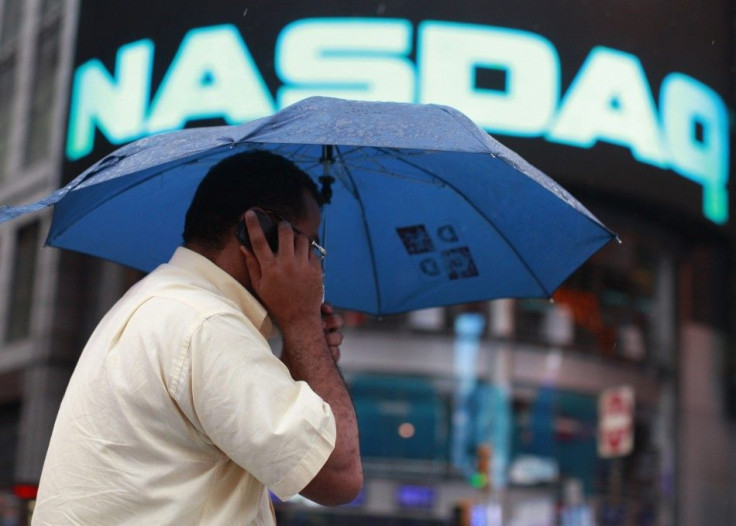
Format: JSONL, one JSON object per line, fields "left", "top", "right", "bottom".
{"left": 396, "top": 225, "right": 436, "bottom": 254}
{"left": 442, "top": 247, "right": 478, "bottom": 280}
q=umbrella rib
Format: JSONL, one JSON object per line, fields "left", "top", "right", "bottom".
{"left": 378, "top": 148, "right": 553, "bottom": 297}
{"left": 334, "top": 146, "right": 384, "bottom": 313}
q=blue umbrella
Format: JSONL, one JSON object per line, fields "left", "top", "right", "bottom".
{"left": 0, "top": 97, "right": 616, "bottom": 315}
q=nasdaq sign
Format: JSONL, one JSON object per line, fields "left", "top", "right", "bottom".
{"left": 66, "top": 19, "right": 730, "bottom": 224}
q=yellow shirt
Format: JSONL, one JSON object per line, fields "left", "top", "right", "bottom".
{"left": 34, "top": 247, "right": 336, "bottom": 525}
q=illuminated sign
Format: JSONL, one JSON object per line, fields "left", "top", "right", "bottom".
{"left": 65, "top": 3, "right": 733, "bottom": 226}
{"left": 396, "top": 484, "right": 436, "bottom": 509}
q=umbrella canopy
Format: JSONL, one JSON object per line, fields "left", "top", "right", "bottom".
{"left": 0, "top": 96, "right": 616, "bottom": 315}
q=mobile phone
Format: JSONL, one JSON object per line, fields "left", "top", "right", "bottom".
{"left": 235, "top": 209, "right": 279, "bottom": 253}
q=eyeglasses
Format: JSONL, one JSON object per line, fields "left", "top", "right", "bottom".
{"left": 257, "top": 208, "right": 327, "bottom": 261}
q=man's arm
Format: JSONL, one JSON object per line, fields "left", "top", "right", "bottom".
{"left": 242, "top": 211, "right": 363, "bottom": 505}
{"left": 279, "top": 314, "right": 362, "bottom": 505}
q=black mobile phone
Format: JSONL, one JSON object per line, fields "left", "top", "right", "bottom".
{"left": 235, "top": 210, "right": 279, "bottom": 253}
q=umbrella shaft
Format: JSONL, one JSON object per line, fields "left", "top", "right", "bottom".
{"left": 319, "top": 145, "right": 336, "bottom": 204}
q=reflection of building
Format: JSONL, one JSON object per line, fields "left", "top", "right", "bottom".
{"left": 0, "top": 1, "right": 734, "bottom": 524}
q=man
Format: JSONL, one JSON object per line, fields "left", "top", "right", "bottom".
{"left": 33, "top": 151, "right": 363, "bottom": 524}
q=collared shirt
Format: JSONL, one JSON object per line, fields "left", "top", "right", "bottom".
{"left": 33, "top": 247, "right": 336, "bottom": 525}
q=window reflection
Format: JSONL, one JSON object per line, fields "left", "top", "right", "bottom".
{"left": 516, "top": 228, "right": 666, "bottom": 364}
{"left": 0, "top": 56, "right": 16, "bottom": 182}
{"left": 0, "top": 0, "right": 22, "bottom": 49}
{"left": 23, "top": 16, "right": 61, "bottom": 166}
{"left": 5, "top": 221, "right": 40, "bottom": 342}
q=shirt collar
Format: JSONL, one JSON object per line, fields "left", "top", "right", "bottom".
{"left": 168, "top": 247, "right": 273, "bottom": 338}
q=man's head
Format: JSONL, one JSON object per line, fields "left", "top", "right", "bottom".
{"left": 183, "top": 150, "right": 323, "bottom": 252}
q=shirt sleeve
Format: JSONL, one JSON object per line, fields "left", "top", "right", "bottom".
{"left": 183, "top": 311, "right": 336, "bottom": 501}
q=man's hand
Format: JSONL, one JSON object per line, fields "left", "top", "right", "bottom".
{"left": 322, "top": 302, "right": 344, "bottom": 363}
{"left": 240, "top": 209, "right": 324, "bottom": 328}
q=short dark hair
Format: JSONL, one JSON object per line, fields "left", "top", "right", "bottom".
{"left": 183, "top": 150, "right": 323, "bottom": 250}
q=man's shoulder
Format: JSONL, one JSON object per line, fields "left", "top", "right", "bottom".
{"left": 131, "top": 263, "right": 241, "bottom": 318}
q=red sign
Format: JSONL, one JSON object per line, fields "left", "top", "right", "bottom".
{"left": 598, "top": 386, "right": 635, "bottom": 458}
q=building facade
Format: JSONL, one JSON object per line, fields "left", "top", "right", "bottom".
{"left": 0, "top": 0, "right": 734, "bottom": 524}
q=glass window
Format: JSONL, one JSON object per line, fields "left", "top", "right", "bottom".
{"left": 0, "top": 55, "right": 16, "bottom": 182}
{"left": 23, "top": 18, "right": 61, "bottom": 166}
{"left": 40, "top": 0, "right": 62, "bottom": 19}
{"left": 0, "top": 399, "right": 20, "bottom": 484}
{"left": 350, "top": 373, "right": 449, "bottom": 470}
{"left": 0, "top": 0, "right": 22, "bottom": 51}
{"left": 515, "top": 228, "right": 668, "bottom": 364}
{"left": 5, "top": 221, "right": 40, "bottom": 342}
